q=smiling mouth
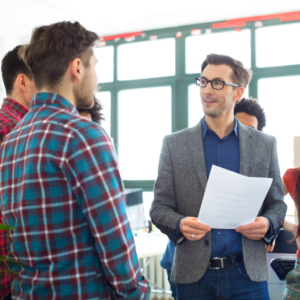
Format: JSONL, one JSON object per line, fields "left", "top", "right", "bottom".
{"left": 204, "top": 100, "right": 216, "bottom": 103}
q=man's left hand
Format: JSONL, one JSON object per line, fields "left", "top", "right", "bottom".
{"left": 236, "top": 217, "right": 270, "bottom": 240}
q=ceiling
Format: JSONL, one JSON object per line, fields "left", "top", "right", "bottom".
{"left": 1, "top": 0, "right": 300, "bottom": 40}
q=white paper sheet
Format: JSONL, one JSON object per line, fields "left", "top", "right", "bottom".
{"left": 197, "top": 165, "right": 273, "bottom": 229}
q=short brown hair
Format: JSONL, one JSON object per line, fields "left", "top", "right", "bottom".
{"left": 24, "top": 21, "right": 99, "bottom": 90}
{"left": 201, "top": 54, "right": 252, "bottom": 88}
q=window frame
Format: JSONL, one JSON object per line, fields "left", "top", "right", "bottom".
{"left": 97, "top": 17, "right": 300, "bottom": 223}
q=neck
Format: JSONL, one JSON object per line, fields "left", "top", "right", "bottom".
{"left": 7, "top": 91, "right": 29, "bottom": 110}
{"left": 204, "top": 114, "right": 235, "bottom": 139}
{"left": 38, "top": 84, "right": 76, "bottom": 107}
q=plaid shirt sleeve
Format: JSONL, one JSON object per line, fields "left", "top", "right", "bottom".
{"left": 0, "top": 123, "right": 14, "bottom": 299}
{"left": 66, "top": 124, "right": 150, "bottom": 299}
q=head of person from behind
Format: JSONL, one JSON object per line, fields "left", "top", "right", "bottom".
{"left": 198, "top": 54, "right": 252, "bottom": 127}
{"left": 234, "top": 98, "right": 266, "bottom": 131}
{"left": 23, "top": 21, "right": 99, "bottom": 109}
{"left": 1, "top": 45, "right": 35, "bottom": 109}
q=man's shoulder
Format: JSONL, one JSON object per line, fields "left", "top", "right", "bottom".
{"left": 164, "top": 122, "right": 201, "bottom": 143}
{"left": 238, "top": 121, "right": 275, "bottom": 144}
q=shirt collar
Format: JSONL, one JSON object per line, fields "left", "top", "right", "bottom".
{"left": 201, "top": 116, "right": 239, "bottom": 139}
{"left": 2, "top": 98, "right": 28, "bottom": 118}
{"left": 31, "top": 93, "right": 79, "bottom": 115}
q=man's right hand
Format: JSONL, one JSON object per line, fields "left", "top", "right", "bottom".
{"left": 179, "top": 217, "right": 211, "bottom": 241}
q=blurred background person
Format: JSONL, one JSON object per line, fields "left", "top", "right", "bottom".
{"left": 281, "top": 168, "right": 300, "bottom": 300}
{"left": 234, "top": 97, "right": 266, "bottom": 131}
{"left": 77, "top": 96, "right": 104, "bottom": 124}
{"left": 0, "top": 45, "right": 35, "bottom": 300}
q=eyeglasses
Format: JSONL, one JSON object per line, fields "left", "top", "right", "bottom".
{"left": 195, "top": 77, "right": 240, "bottom": 90}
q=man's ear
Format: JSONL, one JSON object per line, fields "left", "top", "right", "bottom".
{"left": 70, "top": 58, "right": 84, "bottom": 83}
{"left": 16, "top": 74, "right": 26, "bottom": 92}
{"left": 233, "top": 87, "right": 244, "bottom": 103}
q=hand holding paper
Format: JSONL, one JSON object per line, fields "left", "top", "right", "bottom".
{"left": 197, "top": 166, "right": 273, "bottom": 229}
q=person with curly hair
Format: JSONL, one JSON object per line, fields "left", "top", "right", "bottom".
{"left": 234, "top": 97, "right": 266, "bottom": 131}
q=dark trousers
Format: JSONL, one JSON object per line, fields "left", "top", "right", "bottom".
{"left": 167, "top": 269, "right": 178, "bottom": 299}
{"left": 176, "top": 262, "right": 270, "bottom": 300}
{"left": 3, "top": 293, "right": 11, "bottom": 300}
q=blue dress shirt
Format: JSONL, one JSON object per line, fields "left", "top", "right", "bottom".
{"left": 201, "top": 117, "right": 242, "bottom": 256}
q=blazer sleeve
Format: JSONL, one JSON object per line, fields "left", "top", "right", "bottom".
{"left": 262, "top": 137, "right": 287, "bottom": 238}
{"left": 150, "top": 136, "right": 185, "bottom": 244}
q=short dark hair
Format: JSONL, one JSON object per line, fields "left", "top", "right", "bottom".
{"left": 77, "top": 97, "right": 104, "bottom": 125}
{"left": 201, "top": 54, "right": 252, "bottom": 89}
{"left": 234, "top": 98, "right": 266, "bottom": 131}
{"left": 24, "top": 21, "right": 99, "bottom": 90}
{"left": 1, "top": 45, "right": 33, "bottom": 95}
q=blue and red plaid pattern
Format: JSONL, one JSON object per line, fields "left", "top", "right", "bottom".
{"left": 0, "top": 98, "right": 28, "bottom": 299}
{"left": 283, "top": 257, "right": 300, "bottom": 300}
{"left": 0, "top": 93, "right": 150, "bottom": 300}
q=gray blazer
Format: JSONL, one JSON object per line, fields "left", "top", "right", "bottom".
{"left": 150, "top": 120, "right": 287, "bottom": 284}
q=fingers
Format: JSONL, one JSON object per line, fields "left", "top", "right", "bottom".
{"left": 185, "top": 232, "right": 208, "bottom": 241}
{"left": 265, "top": 244, "right": 271, "bottom": 252}
{"left": 236, "top": 222, "right": 263, "bottom": 232}
{"left": 179, "top": 217, "right": 211, "bottom": 241}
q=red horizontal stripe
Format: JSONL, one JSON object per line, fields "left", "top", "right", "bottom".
{"left": 212, "top": 11, "right": 300, "bottom": 29}
{"left": 101, "top": 31, "right": 143, "bottom": 41}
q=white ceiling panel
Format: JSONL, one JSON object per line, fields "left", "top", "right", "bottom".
{"left": 0, "top": 0, "right": 299, "bottom": 39}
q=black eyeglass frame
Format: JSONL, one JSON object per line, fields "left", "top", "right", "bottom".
{"left": 195, "top": 77, "right": 240, "bottom": 90}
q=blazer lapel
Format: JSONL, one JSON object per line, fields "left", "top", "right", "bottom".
{"left": 238, "top": 121, "right": 255, "bottom": 176}
{"left": 184, "top": 121, "right": 208, "bottom": 189}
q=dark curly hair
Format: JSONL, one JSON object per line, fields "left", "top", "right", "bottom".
{"left": 234, "top": 98, "right": 266, "bottom": 131}
{"left": 77, "top": 96, "right": 104, "bottom": 125}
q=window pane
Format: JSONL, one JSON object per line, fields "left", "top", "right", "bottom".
{"left": 118, "top": 87, "right": 172, "bottom": 180}
{"left": 256, "top": 23, "right": 300, "bottom": 68}
{"left": 188, "top": 84, "right": 249, "bottom": 128}
{"left": 188, "top": 84, "right": 204, "bottom": 128}
{"left": 143, "top": 191, "right": 153, "bottom": 221}
{"left": 186, "top": 30, "right": 251, "bottom": 74}
{"left": 95, "top": 91, "right": 111, "bottom": 136}
{"left": 258, "top": 76, "right": 300, "bottom": 216}
{"left": 118, "top": 39, "right": 175, "bottom": 80}
{"left": 94, "top": 46, "right": 114, "bottom": 83}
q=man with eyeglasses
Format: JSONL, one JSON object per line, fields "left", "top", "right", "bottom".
{"left": 150, "top": 54, "right": 286, "bottom": 300}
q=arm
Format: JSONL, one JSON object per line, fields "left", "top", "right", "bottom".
{"left": 67, "top": 126, "right": 149, "bottom": 300}
{"left": 281, "top": 177, "right": 289, "bottom": 196}
{"left": 150, "top": 136, "right": 210, "bottom": 243}
{"left": 150, "top": 136, "right": 186, "bottom": 244}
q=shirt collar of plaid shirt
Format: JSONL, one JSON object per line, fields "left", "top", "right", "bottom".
{"left": 31, "top": 92, "right": 79, "bottom": 115}
{"left": 2, "top": 98, "right": 28, "bottom": 118}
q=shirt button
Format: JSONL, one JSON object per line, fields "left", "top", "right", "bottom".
{"left": 219, "top": 140, "right": 222, "bottom": 143}
{"left": 219, "top": 161, "right": 222, "bottom": 164}
{"left": 205, "top": 240, "right": 209, "bottom": 246}
{"left": 218, "top": 232, "right": 221, "bottom": 235}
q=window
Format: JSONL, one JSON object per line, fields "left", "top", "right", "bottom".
{"left": 94, "top": 46, "right": 114, "bottom": 83}
{"left": 256, "top": 23, "right": 300, "bottom": 68}
{"left": 118, "top": 38, "right": 175, "bottom": 80}
{"left": 186, "top": 29, "right": 251, "bottom": 74}
{"left": 95, "top": 91, "right": 111, "bottom": 136}
{"left": 118, "top": 86, "right": 172, "bottom": 180}
{"left": 258, "top": 75, "right": 300, "bottom": 221}
{"left": 97, "top": 18, "right": 300, "bottom": 223}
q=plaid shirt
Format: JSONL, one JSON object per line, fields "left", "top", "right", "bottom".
{"left": 0, "top": 93, "right": 150, "bottom": 299}
{"left": 0, "top": 98, "right": 28, "bottom": 299}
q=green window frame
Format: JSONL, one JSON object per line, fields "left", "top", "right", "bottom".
{"left": 97, "top": 17, "right": 300, "bottom": 215}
